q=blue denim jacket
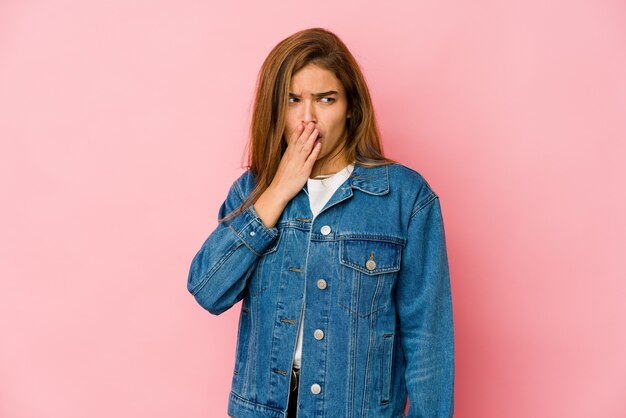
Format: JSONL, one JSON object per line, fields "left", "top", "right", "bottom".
{"left": 187, "top": 162, "right": 454, "bottom": 418}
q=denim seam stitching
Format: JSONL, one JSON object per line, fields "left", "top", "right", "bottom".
{"left": 338, "top": 234, "right": 406, "bottom": 245}
{"left": 380, "top": 333, "right": 393, "bottom": 404}
{"left": 233, "top": 177, "right": 245, "bottom": 202}
{"left": 410, "top": 193, "right": 438, "bottom": 220}
{"left": 229, "top": 390, "right": 284, "bottom": 414}
{"left": 361, "top": 312, "right": 375, "bottom": 417}
{"left": 247, "top": 205, "right": 279, "bottom": 239}
{"left": 190, "top": 239, "right": 240, "bottom": 295}
{"left": 229, "top": 220, "right": 264, "bottom": 257}
{"left": 340, "top": 260, "right": 401, "bottom": 275}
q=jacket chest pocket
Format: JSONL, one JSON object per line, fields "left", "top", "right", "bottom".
{"left": 337, "top": 238, "right": 402, "bottom": 318}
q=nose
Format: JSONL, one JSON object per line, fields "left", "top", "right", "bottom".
{"left": 301, "top": 101, "right": 317, "bottom": 125}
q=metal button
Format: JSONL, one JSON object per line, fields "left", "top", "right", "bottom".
{"left": 365, "top": 259, "right": 376, "bottom": 270}
{"left": 249, "top": 231, "right": 256, "bottom": 236}
{"left": 310, "top": 383, "right": 321, "bottom": 394}
{"left": 317, "top": 279, "right": 327, "bottom": 290}
{"left": 313, "top": 329, "right": 324, "bottom": 340}
{"left": 320, "top": 225, "right": 331, "bottom": 235}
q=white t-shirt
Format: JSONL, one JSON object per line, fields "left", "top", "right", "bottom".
{"left": 292, "top": 162, "right": 355, "bottom": 370}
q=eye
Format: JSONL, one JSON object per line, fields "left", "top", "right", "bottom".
{"left": 288, "top": 97, "right": 299, "bottom": 104}
{"left": 320, "top": 97, "right": 335, "bottom": 103}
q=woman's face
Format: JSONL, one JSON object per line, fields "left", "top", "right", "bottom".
{"left": 284, "top": 64, "right": 350, "bottom": 164}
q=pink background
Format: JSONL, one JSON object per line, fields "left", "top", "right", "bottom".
{"left": 1, "top": 1, "right": 625, "bottom": 417}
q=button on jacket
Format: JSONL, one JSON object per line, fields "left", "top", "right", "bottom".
{"left": 187, "top": 162, "right": 454, "bottom": 418}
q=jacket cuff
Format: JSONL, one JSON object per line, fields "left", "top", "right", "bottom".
{"left": 228, "top": 203, "right": 279, "bottom": 256}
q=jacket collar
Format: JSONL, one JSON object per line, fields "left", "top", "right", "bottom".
{"left": 348, "top": 163, "right": 390, "bottom": 195}
{"left": 298, "top": 162, "right": 391, "bottom": 217}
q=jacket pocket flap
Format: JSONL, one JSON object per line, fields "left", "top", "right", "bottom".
{"left": 340, "top": 239, "right": 402, "bottom": 275}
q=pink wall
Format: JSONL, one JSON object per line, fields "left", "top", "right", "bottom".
{"left": 1, "top": 1, "right": 625, "bottom": 417}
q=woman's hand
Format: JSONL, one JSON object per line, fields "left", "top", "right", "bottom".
{"left": 252, "top": 122, "right": 320, "bottom": 228}
{"left": 269, "top": 121, "right": 322, "bottom": 203}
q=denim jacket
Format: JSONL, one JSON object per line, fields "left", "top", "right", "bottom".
{"left": 187, "top": 162, "right": 454, "bottom": 418}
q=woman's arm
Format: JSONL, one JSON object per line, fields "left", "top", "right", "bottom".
{"left": 188, "top": 122, "right": 320, "bottom": 316}
{"left": 395, "top": 193, "right": 455, "bottom": 418}
{"left": 187, "top": 175, "right": 281, "bottom": 315}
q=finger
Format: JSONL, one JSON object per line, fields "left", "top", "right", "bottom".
{"left": 288, "top": 123, "right": 304, "bottom": 145}
{"left": 297, "top": 122, "right": 316, "bottom": 145}
{"left": 304, "top": 140, "right": 322, "bottom": 167}
{"left": 300, "top": 127, "right": 319, "bottom": 155}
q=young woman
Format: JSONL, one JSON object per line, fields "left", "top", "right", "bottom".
{"left": 188, "top": 27, "right": 454, "bottom": 418}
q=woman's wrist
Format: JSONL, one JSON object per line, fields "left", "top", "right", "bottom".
{"left": 253, "top": 186, "right": 288, "bottom": 229}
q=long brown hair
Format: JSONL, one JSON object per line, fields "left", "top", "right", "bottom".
{"left": 220, "top": 27, "right": 397, "bottom": 223}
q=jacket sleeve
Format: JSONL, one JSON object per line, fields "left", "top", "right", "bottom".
{"left": 187, "top": 175, "right": 279, "bottom": 315}
{"left": 395, "top": 193, "right": 454, "bottom": 418}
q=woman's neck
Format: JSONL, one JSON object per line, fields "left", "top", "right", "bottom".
{"left": 309, "top": 156, "right": 353, "bottom": 179}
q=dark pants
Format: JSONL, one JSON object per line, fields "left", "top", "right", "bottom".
{"left": 287, "top": 367, "right": 300, "bottom": 418}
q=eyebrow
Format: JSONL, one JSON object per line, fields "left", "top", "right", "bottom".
{"left": 289, "top": 90, "right": 339, "bottom": 98}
